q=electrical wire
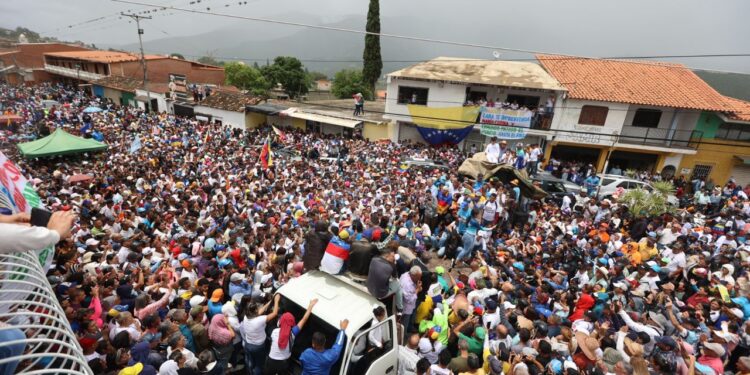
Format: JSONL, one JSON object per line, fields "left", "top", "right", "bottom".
{"left": 108, "top": 0, "right": 750, "bottom": 74}
{"left": 157, "top": 52, "right": 750, "bottom": 65}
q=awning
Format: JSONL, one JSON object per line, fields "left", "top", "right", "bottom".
{"left": 285, "top": 111, "right": 362, "bottom": 129}
{"left": 246, "top": 104, "right": 287, "bottom": 115}
{"left": 735, "top": 155, "right": 750, "bottom": 165}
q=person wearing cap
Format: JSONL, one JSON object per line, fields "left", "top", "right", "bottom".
{"left": 207, "top": 289, "right": 224, "bottom": 320}
{"left": 319, "top": 229, "right": 353, "bottom": 275}
{"left": 180, "top": 259, "right": 198, "bottom": 284}
{"left": 698, "top": 342, "right": 725, "bottom": 375}
{"left": 452, "top": 315, "right": 484, "bottom": 358}
{"left": 228, "top": 273, "right": 253, "bottom": 298}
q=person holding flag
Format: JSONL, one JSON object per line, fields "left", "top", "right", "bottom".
{"left": 260, "top": 136, "right": 273, "bottom": 170}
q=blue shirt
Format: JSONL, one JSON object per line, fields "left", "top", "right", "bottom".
{"left": 300, "top": 330, "right": 346, "bottom": 375}
{"left": 228, "top": 280, "right": 253, "bottom": 298}
{"left": 179, "top": 324, "right": 196, "bottom": 353}
{"left": 207, "top": 301, "right": 223, "bottom": 319}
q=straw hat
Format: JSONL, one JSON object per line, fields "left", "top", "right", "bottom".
{"left": 575, "top": 331, "right": 600, "bottom": 360}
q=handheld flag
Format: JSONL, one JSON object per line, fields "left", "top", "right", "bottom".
{"left": 129, "top": 135, "right": 142, "bottom": 154}
{"left": 260, "top": 136, "right": 273, "bottom": 169}
{"left": 272, "top": 125, "right": 286, "bottom": 143}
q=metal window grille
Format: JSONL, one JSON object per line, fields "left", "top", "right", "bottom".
{"left": 691, "top": 164, "right": 713, "bottom": 181}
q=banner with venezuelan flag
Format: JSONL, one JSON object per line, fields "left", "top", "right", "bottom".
{"left": 406, "top": 105, "right": 480, "bottom": 146}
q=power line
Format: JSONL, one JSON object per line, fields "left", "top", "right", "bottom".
{"left": 152, "top": 52, "right": 750, "bottom": 65}
{"left": 108, "top": 0, "right": 750, "bottom": 75}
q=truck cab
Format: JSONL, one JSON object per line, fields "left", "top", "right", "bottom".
{"left": 275, "top": 271, "right": 399, "bottom": 375}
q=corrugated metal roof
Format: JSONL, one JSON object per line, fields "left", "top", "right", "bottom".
{"left": 388, "top": 57, "right": 566, "bottom": 91}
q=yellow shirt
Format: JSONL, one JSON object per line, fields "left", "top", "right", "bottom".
{"left": 638, "top": 239, "right": 657, "bottom": 261}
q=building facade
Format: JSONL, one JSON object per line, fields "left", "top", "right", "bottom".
{"left": 0, "top": 43, "right": 90, "bottom": 84}
{"left": 537, "top": 54, "right": 734, "bottom": 176}
{"left": 383, "top": 57, "right": 566, "bottom": 150}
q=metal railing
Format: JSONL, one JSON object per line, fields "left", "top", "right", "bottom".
{"left": 43, "top": 64, "right": 105, "bottom": 81}
{"left": 618, "top": 125, "right": 702, "bottom": 149}
{"left": 0, "top": 250, "right": 93, "bottom": 375}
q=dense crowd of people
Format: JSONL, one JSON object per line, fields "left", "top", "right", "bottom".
{"left": 1, "top": 82, "right": 750, "bottom": 375}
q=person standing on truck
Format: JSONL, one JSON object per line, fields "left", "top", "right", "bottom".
{"left": 299, "top": 319, "right": 349, "bottom": 375}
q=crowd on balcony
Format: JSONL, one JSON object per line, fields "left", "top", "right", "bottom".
{"left": 0, "top": 82, "right": 749, "bottom": 375}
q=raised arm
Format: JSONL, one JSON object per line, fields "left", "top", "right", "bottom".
{"left": 297, "top": 298, "right": 318, "bottom": 331}
{"left": 265, "top": 294, "right": 282, "bottom": 323}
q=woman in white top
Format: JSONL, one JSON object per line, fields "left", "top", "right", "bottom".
{"left": 240, "top": 294, "right": 281, "bottom": 375}
{"left": 166, "top": 332, "right": 198, "bottom": 368}
{"left": 264, "top": 298, "right": 317, "bottom": 375}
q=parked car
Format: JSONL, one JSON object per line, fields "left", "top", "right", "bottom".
{"left": 532, "top": 174, "right": 578, "bottom": 205}
{"left": 401, "top": 158, "right": 451, "bottom": 171}
{"left": 598, "top": 174, "right": 679, "bottom": 205}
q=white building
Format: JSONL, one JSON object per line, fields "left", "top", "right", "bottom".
{"left": 383, "top": 57, "right": 567, "bottom": 150}
{"left": 537, "top": 54, "right": 730, "bottom": 173}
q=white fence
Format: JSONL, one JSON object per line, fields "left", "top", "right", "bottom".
{"left": 0, "top": 250, "right": 93, "bottom": 375}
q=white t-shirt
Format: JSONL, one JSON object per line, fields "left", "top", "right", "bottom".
{"left": 430, "top": 365, "right": 453, "bottom": 375}
{"left": 485, "top": 143, "right": 500, "bottom": 163}
{"left": 268, "top": 326, "right": 298, "bottom": 360}
{"left": 418, "top": 338, "right": 443, "bottom": 364}
{"left": 240, "top": 316, "right": 267, "bottom": 346}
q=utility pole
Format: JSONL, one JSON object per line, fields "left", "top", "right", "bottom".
{"left": 121, "top": 13, "right": 152, "bottom": 112}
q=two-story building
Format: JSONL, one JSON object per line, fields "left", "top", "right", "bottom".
{"left": 383, "top": 57, "right": 567, "bottom": 149}
{"left": 677, "top": 98, "right": 750, "bottom": 185}
{"left": 537, "top": 54, "right": 731, "bottom": 174}
{"left": 0, "top": 43, "right": 90, "bottom": 84}
{"left": 42, "top": 50, "right": 225, "bottom": 86}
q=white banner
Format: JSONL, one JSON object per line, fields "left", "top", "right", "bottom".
{"left": 479, "top": 107, "right": 533, "bottom": 127}
{"left": 479, "top": 124, "right": 527, "bottom": 140}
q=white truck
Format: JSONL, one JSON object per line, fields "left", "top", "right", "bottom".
{"left": 275, "top": 270, "right": 400, "bottom": 375}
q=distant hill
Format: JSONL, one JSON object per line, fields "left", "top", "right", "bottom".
{"left": 0, "top": 26, "right": 89, "bottom": 48}
{"left": 694, "top": 69, "right": 750, "bottom": 101}
{"left": 110, "top": 13, "right": 529, "bottom": 76}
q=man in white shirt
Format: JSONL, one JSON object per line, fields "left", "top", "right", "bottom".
{"left": 658, "top": 224, "right": 680, "bottom": 246}
{"left": 398, "top": 334, "right": 421, "bottom": 375}
{"left": 0, "top": 211, "right": 75, "bottom": 254}
{"left": 367, "top": 307, "right": 388, "bottom": 349}
{"left": 527, "top": 144, "right": 542, "bottom": 177}
{"left": 485, "top": 137, "right": 501, "bottom": 164}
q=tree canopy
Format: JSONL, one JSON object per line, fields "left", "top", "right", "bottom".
{"left": 224, "top": 62, "right": 271, "bottom": 97}
{"left": 331, "top": 69, "right": 372, "bottom": 100}
{"left": 261, "top": 56, "right": 310, "bottom": 98}
{"left": 197, "top": 56, "right": 223, "bottom": 66}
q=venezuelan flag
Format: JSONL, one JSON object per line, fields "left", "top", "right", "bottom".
{"left": 396, "top": 163, "right": 410, "bottom": 174}
{"left": 436, "top": 190, "right": 452, "bottom": 215}
{"left": 324, "top": 236, "right": 351, "bottom": 260}
{"left": 407, "top": 105, "right": 480, "bottom": 146}
{"left": 260, "top": 136, "right": 273, "bottom": 169}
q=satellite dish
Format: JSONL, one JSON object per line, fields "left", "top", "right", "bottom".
{"left": 492, "top": 51, "right": 501, "bottom": 59}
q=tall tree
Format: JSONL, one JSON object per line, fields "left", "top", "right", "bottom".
{"left": 362, "top": 0, "right": 382, "bottom": 94}
{"left": 261, "top": 56, "right": 310, "bottom": 98}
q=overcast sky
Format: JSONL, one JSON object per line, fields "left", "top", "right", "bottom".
{"left": 1, "top": 0, "right": 749, "bottom": 73}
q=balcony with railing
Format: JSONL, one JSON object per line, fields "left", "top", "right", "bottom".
{"left": 618, "top": 125, "right": 702, "bottom": 149}
{"left": 44, "top": 64, "right": 105, "bottom": 81}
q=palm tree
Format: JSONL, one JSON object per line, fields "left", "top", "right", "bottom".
{"left": 618, "top": 181, "right": 675, "bottom": 216}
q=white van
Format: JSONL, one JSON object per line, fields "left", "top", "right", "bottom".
{"left": 275, "top": 271, "right": 399, "bottom": 375}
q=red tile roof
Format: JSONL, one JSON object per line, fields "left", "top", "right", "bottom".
{"left": 537, "top": 54, "right": 731, "bottom": 111}
{"left": 44, "top": 50, "right": 165, "bottom": 64}
{"left": 725, "top": 97, "right": 750, "bottom": 122}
